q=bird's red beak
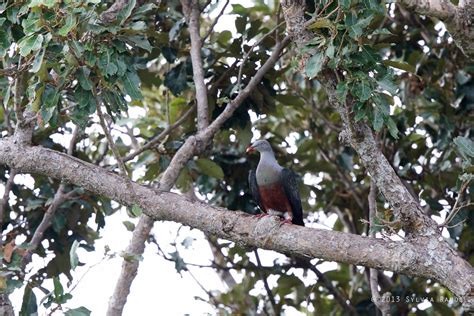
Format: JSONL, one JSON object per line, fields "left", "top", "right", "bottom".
{"left": 246, "top": 146, "right": 255, "bottom": 154}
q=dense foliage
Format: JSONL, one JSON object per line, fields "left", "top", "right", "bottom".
{"left": 0, "top": 0, "right": 472, "bottom": 314}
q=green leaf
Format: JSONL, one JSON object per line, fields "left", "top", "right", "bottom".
{"left": 346, "top": 14, "right": 373, "bottom": 39}
{"left": 383, "top": 60, "right": 416, "bottom": 73}
{"left": 164, "top": 62, "right": 188, "bottom": 96}
{"left": 235, "top": 16, "right": 247, "bottom": 33}
{"left": 39, "top": 87, "right": 59, "bottom": 125}
{"left": 326, "top": 40, "right": 335, "bottom": 59}
{"left": 58, "top": 15, "right": 76, "bottom": 36}
{"left": 130, "top": 204, "right": 142, "bottom": 217}
{"left": 116, "top": 0, "right": 136, "bottom": 24}
{"left": 20, "top": 286, "right": 37, "bottom": 316}
{"left": 372, "top": 28, "right": 393, "bottom": 35}
{"left": 341, "top": 0, "right": 351, "bottom": 10}
{"left": 65, "top": 307, "right": 92, "bottom": 316}
{"left": 29, "top": 0, "right": 57, "bottom": 8}
{"left": 0, "top": 28, "right": 9, "bottom": 57}
{"left": 377, "top": 76, "right": 398, "bottom": 94}
{"left": 42, "top": 86, "right": 60, "bottom": 108}
{"left": 386, "top": 118, "right": 399, "bottom": 139}
{"left": 373, "top": 106, "right": 384, "bottom": 131}
{"left": 353, "top": 102, "right": 367, "bottom": 121}
{"left": 74, "top": 87, "right": 96, "bottom": 114}
{"left": 307, "top": 18, "right": 336, "bottom": 33}
{"left": 181, "top": 236, "right": 195, "bottom": 249}
{"left": 125, "top": 35, "right": 152, "bottom": 52}
{"left": 305, "top": 52, "right": 324, "bottom": 79}
{"left": 176, "top": 167, "right": 192, "bottom": 191}
{"left": 169, "top": 251, "right": 187, "bottom": 273}
{"left": 336, "top": 81, "right": 349, "bottom": 102}
{"left": 231, "top": 4, "right": 248, "bottom": 15}
{"left": 53, "top": 277, "right": 64, "bottom": 298}
{"left": 123, "top": 221, "right": 136, "bottom": 231}
{"left": 77, "top": 67, "right": 93, "bottom": 91}
{"left": 19, "top": 34, "right": 44, "bottom": 56}
{"left": 130, "top": 21, "right": 147, "bottom": 31}
{"left": 195, "top": 158, "right": 224, "bottom": 179}
{"left": 30, "top": 48, "right": 45, "bottom": 73}
{"left": 122, "top": 71, "right": 143, "bottom": 100}
{"left": 274, "top": 94, "right": 305, "bottom": 107}
{"left": 353, "top": 79, "right": 372, "bottom": 101}
{"left": 21, "top": 16, "right": 41, "bottom": 35}
{"left": 454, "top": 136, "right": 474, "bottom": 159}
{"left": 69, "top": 40, "right": 84, "bottom": 58}
{"left": 70, "top": 240, "right": 80, "bottom": 270}
{"left": 39, "top": 106, "right": 56, "bottom": 126}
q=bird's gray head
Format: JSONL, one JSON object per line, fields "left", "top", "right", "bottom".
{"left": 246, "top": 140, "right": 273, "bottom": 154}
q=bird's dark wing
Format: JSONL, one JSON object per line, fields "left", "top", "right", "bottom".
{"left": 281, "top": 168, "right": 304, "bottom": 226}
{"left": 248, "top": 170, "right": 264, "bottom": 213}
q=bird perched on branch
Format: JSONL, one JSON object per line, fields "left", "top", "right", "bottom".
{"left": 246, "top": 140, "right": 304, "bottom": 226}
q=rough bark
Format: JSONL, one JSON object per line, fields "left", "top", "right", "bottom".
{"left": 0, "top": 138, "right": 473, "bottom": 309}
{"left": 399, "top": 0, "right": 474, "bottom": 58}
{"left": 181, "top": 0, "right": 209, "bottom": 132}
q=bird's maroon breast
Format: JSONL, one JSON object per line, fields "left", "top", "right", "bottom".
{"left": 258, "top": 182, "right": 293, "bottom": 216}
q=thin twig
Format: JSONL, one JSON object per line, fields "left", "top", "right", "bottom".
{"left": 254, "top": 250, "right": 278, "bottom": 314}
{"left": 202, "top": 0, "right": 230, "bottom": 44}
{"left": 181, "top": 0, "right": 209, "bottom": 132}
{"left": 303, "top": 262, "right": 357, "bottom": 315}
{"left": 442, "top": 179, "right": 472, "bottom": 226}
{"left": 122, "top": 104, "right": 196, "bottom": 163}
{"left": 237, "top": 21, "right": 286, "bottom": 93}
{"left": 96, "top": 100, "right": 128, "bottom": 177}
{"left": 0, "top": 169, "right": 17, "bottom": 246}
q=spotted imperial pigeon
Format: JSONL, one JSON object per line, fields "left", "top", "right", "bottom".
{"left": 246, "top": 140, "right": 304, "bottom": 226}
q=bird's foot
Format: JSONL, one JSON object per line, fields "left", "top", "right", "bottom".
{"left": 255, "top": 213, "right": 269, "bottom": 219}
{"left": 279, "top": 218, "right": 293, "bottom": 226}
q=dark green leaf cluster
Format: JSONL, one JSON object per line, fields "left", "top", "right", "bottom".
{"left": 1, "top": 0, "right": 155, "bottom": 128}
{"left": 305, "top": 0, "right": 400, "bottom": 138}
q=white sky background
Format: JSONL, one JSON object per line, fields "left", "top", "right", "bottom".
{"left": 1, "top": 0, "right": 456, "bottom": 314}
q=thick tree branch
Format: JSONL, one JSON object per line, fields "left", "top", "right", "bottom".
{"left": 399, "top": 0, "right": 456, "bottom": 19}
{"left": 0, "top": 138, "right": 472, "bottom": 309}
{"left": 399, "top": 0, "right": 474, "bottom": 58}
{"left": 181, "top": 0, "right": 209, "bottom": 131}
